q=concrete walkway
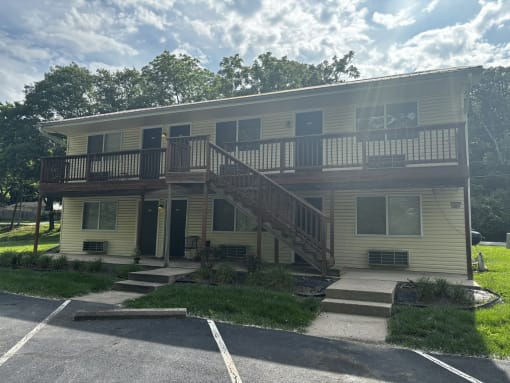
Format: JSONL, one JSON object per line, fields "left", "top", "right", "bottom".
{"left": 72, "top": 290, "right": 144, "bottom": 305}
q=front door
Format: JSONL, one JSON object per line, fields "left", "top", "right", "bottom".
{"left": 295, "top": 197, "right": 323, "bottom": 265}
{"left": 295, "top": 111, "right": 323, "bottom": 170}
{"left": 170, "top": 200, "right": 187, "bottom": 258}
{"left": 169, "top": 125, "right": 191, "bottom": 171}
{"left": 140, "top": 201, "right": 159, "bottom": 256}
{"left": 141, "top": 127, "right": 162, "bottom": 179}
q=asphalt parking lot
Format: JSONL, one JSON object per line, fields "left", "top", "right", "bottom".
{"left": 1, "top": 292, "right": 509, "bottom": 383}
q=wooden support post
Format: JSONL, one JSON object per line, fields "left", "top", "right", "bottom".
{"left": 279, "top": 141, "right": 285, "bottom": 173}
{"left": 33, "top": 195, "right": 43, "bottom": 255}
{"left": 274, "top": 238, "right": 279, "bottom": 264}
{"left": 201, "top": 182, "right": 208, "bottom": 265}
{"left": 256, "top": 177, "right": 262, "bottom": 263}
{"left": 464, "top": 179, "right": 473, "bottom": 280}
{"left": 135, "top": 193, "right": 145, "bottom": 259}
{"left": 163, "top": 185, "right": 172, "bottom": 267}
{"left": 329, "top": 189, "right": 335, "bottom": 263}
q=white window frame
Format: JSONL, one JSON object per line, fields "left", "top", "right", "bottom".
{"left": 355, "top": 195, "right": 422, "bottom": 237}
{"left": 355, "top": 102, "right": 418, "bottom": 133}
{"left": 87, "top": 132, "right": 122, "bottom": 154}
{"left": 82, "top": 201, "right": 118, "bottom": 231}
{"left": 215, "top": 118, "right": 261, "bottom": 152}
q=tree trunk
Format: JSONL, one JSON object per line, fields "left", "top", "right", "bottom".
{"left": 9, "top": 201, "right": 18, "bottom": 231}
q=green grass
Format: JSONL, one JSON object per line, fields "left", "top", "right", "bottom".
{"left": 125, "top": 283, "right": 320, "bottom": 331}
{"left": 387, "top": 245, "right": 510, "bottom": 357}
{"left": 0, "top": 268, "right": 115, "bottom": 298}
{"left": 0, "top": 222, "right": 60, "bottom": 253}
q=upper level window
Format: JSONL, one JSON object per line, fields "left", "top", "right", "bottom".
{"left": 356, "top": 102, "right": 417, "bottom": 139}
{"left": 82, "top": 201, "right": 117, "bottom": 230}
{"left": 216, "top": 118, "right": 260, "bottom": 151}
{"left": 87, "top": 133, "right": 121, "bottom": 154}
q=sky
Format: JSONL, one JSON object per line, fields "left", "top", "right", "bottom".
{"left": 1, "top": 0, "right": 509, "bottom": 103}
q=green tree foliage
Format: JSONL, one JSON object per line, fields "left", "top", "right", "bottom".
{"left": 468, "top": 67, "right": 510, "bottom": 240}
{"left": 93, "top": 68, "right": 146, "bottom": 113}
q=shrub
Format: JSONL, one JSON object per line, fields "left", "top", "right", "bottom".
{"left": 72, "top": 260, "right": 86, "bottom": 272}
{"left": 36, "top": 255, "right": 52, "bottom": 269}
{"left": 51, "top": 255, "right": 69, "bottom": 271}
{"left": 116, "top": 264, "right": 142, "bottom": 279}
{"left": 215, "top": 264, "right": 236, "bottom": 284}
{"left": 87, "top": 258, "right": 103, "bottom": 273}
{"left": 0, "top": 251, "right": 18, "bottom": 267}
{"left": 20, "top": 253, "right": 39, "bottom": 268}
{"left": 193, "top": 265, "right": 214, "bottom": 281}
{"left": 246, "top": 266, "right": 294, "bottom": 292}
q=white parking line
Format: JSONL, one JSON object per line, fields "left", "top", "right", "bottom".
{"left": 0, "top": 300, "right": 71, "bottom": 368}
{"left": 207, "top": 320, "right": 243, "bottom": 383}
{"left": 413, "top": 350, "right": 484, "bottom": 383}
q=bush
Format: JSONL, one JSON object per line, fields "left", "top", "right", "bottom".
{"left": 20, "top": 253, "right": 39, "bottom": 268}
{"left": 414, "top": 277, "right": 473, "bottom": 305}
{"left": 51, "top": 255, "right": 69, "bottom": 271}
{"left": 215, "top": 264, "right": 236, "bottom": 284}
{"left": 87, "top": 258, "right": 103, "bottom": 273}
{"left": 116, "top": 264, "right": 142, "bottom": 279}
{"left": 193, "top": 265, "right": 214, "bottom": 281}
{"left": 0, "top": 251, "right": 18, "bottom": 267}
{"left": 36, "top": 255, "right": 52, "bottom": 269}
{"left": 246, "top": 266, "right": 294, "bottom": 292}
{"left": 72, "top": 260, "right": 86, "bottom": 272}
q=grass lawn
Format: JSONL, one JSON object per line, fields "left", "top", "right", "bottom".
{"left": 387, "top": 245, "right": 510, "bottom": 358}
{"left": 125, "top": 283, "right": 320, "bottom": 331}
{"left": 0, "top": 222, "right": 60, "bottom": 253}
{"left": 0, "top": 268, "right": 115, "bottom": 298}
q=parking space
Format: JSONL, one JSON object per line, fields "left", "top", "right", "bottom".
{"left": 1, "top": 292, "right": 509, "bottom": 383}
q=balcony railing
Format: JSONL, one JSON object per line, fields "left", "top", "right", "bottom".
{"left": 40, "top": 148, "right": 166, "bottom": 183}
{"left": 40, "top": 123, "right": 465, "bottom": 185}
{"left": 226, "top": 123, "right": 465, "bottom": 173}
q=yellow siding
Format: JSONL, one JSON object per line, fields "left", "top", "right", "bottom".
{"left": 60, "top": 196, "right": 138, "bottom": 256}
{"left": 332, "top": 188, "right": 466, "bottom": 274}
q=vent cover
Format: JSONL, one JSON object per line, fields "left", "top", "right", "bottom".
{"left": 82, "top": 241, "right": 107, "bottom": 254}
{"left": 368, "top": 250, "right": 408, "bottom": 267}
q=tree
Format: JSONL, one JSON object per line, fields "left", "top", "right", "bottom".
{"left": 141, "top": 51, "right": 216, "bottom": 106}
{"left": 0, "top": 103, "right": 45, "bottom": 229}
{"left": 93, "top": 68, "right": 146, "bottom": 113}
{"left": 468, "top": 67, "right": 510, "bottom": 240}
{"left": 24, "top": 63, "right": 95, "bottom": 120}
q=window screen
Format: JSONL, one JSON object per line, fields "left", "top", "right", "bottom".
{"left": 213, "top": 199, "right": 235, "bottom": 231}
{"left": 357, "top": 196, "right": 386, "bottom": 235}
{"left": 388, "top": 196, "right": 421, "bottom": 235}
{"left": 216, "top": 121, "right": 237, "bottom": 151}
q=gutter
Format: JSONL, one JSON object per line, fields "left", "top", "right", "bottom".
{"left": 37, "top": 123, "right": 66, "bottom": 147}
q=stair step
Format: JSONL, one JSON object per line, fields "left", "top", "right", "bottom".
{"left": 112, "top": 280, "right": 165, "bottom": 293}
{"left": 321, "top": 298, "right": 392, "bottom": 317}
{"left": 326, "top": 289, "right": 393, "bottom": 303}
{"left": 128, "top": 269, "right": 191, "bottom": 283}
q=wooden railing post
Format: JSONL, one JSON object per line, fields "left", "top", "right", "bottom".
{"left": 33, "top": 195, "right": 43, "bottom": 255}
{"left": 361, "top": 133, "right": 367, "bottom": 169}
{"left": 279, "top": 141, "right": 285, "bottom": 173}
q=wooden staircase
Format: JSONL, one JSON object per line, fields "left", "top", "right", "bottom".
{"left": 168, "top": 136, "right": 335, "bottom": 274}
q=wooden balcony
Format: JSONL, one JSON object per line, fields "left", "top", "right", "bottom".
{"left": 39, "top": 148, "right": 166, "bottom": 195}
{"left": 39, "top": 123, "right": 468, "bottom": 196}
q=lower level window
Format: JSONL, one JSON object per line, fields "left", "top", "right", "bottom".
{"left": 213, "top": 199, "right": 256, "bottom": 232}
{"left": 82, "top": 201, "right": 117, "bottom": 230}
{"left": 356, "top": 196, "right": 421, "bottom": 235}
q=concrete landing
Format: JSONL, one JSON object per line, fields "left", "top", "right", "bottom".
{"left": 306, "top": 312, "right": 388, "bottom": 343}
{"left": 73, "top": 291, "right": 143, "bottom": 305}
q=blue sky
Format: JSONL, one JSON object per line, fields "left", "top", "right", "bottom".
{"left": 1, "top": 0, "right": 509, "bottom": 102}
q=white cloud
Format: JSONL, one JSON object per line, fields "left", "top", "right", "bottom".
{"left": 423, "top": 0, "right": 440, "bottom": 13}
{"left": 372, "top": 9, "right": 416, "bottom": 30}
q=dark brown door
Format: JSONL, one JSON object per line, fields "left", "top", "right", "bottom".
{"left": 295, "top": 111, "right": 323, "bottom": 170}
{"left": 141, "top": 201, "right": 159, "bottom": 256}
{"left": 169, "top": 125, "right": 191, "bottom": 171}
{"left": 170, "top": 200, "right": 187, "bottom": 257}
{"left": 141, "top": 127, "right": 162, "bottom": 179}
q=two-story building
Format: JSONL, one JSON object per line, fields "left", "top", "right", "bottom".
{"left": 37, "top": 66, "right": 481, "bottom": 279}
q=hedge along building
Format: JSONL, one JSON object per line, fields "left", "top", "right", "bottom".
{"left": 36, "top": 66, "right": 482, "bottom": 278}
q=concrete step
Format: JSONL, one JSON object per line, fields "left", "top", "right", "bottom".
{"left": 321, "top": 298, "right": 392, "bottom": 317}
{"left": 325, "top": 288, "right": 393, "bottom": 303}
{"left": 128, "top": 269, "right": 185, "bottom": 284}
{"left": 325, "top": 279, "right": 396, "bottom": 303}
{"left": 112, "top": 280, "right": 165, "bottom": 293}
